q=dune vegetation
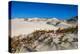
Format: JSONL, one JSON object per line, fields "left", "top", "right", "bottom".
{"left": 9, "top": 26, "right": 78, "bottom": 53}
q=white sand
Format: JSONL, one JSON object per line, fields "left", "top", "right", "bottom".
{"left": 11, "top": 18, "right": 58, "bottom": 37}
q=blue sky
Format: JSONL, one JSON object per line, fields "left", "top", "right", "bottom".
{"left": 10, "top": 1, "right": 78, "bottom": 20}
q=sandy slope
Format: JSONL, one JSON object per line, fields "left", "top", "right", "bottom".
{"left": 11, "top": 18, "right": 58, "bottom": 37}
{"left": 10, "top": 18, "right": 78, "bottom": 53}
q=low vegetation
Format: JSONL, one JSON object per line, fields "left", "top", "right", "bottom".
{"left": 9, "top": 26, "right": 78, "bottom": 53}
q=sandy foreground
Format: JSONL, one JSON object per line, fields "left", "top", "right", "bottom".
{"left": 11, "top": 18, "right": 58, "bottom": 37}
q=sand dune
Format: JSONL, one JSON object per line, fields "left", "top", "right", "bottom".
{"left": 11, "top": 18, "right": 58, "bottom": 37}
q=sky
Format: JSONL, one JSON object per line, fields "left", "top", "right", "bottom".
{"left": 9, "top": 1, "right": 78, "bottom": 20}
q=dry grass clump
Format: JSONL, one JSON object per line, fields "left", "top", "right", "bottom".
{"left": 56, "top": 26, "right": 78, "bottom": 33}
{"left": 9, "top": 26, "right": 78, "bottom": 53}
